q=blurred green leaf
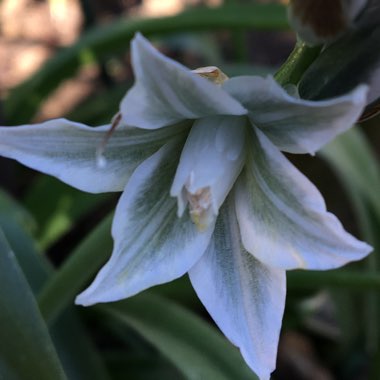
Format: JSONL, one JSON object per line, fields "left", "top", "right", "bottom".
{"left": 5, "top": 3, "right": 288, "bottom": 124}
{"left": 0, "top": 189, "right": 36, "bottom": 233}
{"left": 38, "top": 213, "right": 113, "bottom": 324}
{"left": 97, "top": 294, "right": 259, "bottom": 380}
{"left": 0, "top": 229, "right": 67, "bottom": 380}
{"left": 105, "top": 352, "right": 183, "bottom": 380}
{"left": 66, "top": 84, "right": 128, "bottom": 125}
{"left": 298, "top": 8, "right": 380, "bottom": 111}
{"left": 151, "top": 275, "right": 201, "bottom": 310}
{"left": 287, "top": 270, "right": 380, "bottom": 290}
{"left": 51, "top": 310, "right": 112, "bottom": 380}
{"left": 321, "top": 127, "right": 380, "bottom": 370}
{"left": 0, "top": 190, "right": 111, "bottom": 380}
{"left": 24, "top": 175, "right": 111, "bottom": 249}
{"left": 0, "top": 214, "right": 49, "bottom": 291}
{"left": 321, "top": 127, "right": 380, "bottom": 244}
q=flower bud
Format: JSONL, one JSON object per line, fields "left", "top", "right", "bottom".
{"left": 288, "top": 0, "right": 367, "bottom": 45}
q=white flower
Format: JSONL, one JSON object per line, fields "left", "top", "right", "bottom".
{"left": 0, "top": 34, "right": 372, "bottom": 380}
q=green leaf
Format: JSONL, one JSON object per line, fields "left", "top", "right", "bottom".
{"left": 321, "top": 127, "right": 380, "bottom": 359}
{"left": 51, "top": 310, "right": 112, "bottom": 380}
{"left": 24, "top": 175, "right": 111, "bottom": 249}
{"left": 38, "top": 213, "right": 114, "bottom": 324}
{"left": 287, "top": 270, "right": 380, "bottom": 290}
{"left": 0, "top": 190, "right": 111, "bottom": 380}
{"left": 0, "top": 229, "right": 67, "bottom": 380}
{"left": 0, "top": 189, "right": 36, "bottom": 234}
{"left": 4, "top": 4, "right": 288, "bottom": 124}
{"left": 298, "top": 14, "right": 380, "bottom": 105}
{"left": 66, "top": 84, "right": 128, "bottom": 125}
{"left": 105, "top": 352, "right": 183, "bottom": 380}
{"left": 320, "top": 127, "right": 380, "bottom": 239}
{"left": 97, "top": 294, "right": 259, "bottom": 380}
{"left": 0, "top": 214, "right": 50, "bottom": 292}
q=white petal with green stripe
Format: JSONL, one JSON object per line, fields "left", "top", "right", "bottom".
{"left": 76, "top": 137, "right": 214, "bottom": 306}
{"left": 235, "top": 127, "right": 372, "bottom": 270}
{"left": 0, "top": 118, "right": 188, "bottom": 193}
{"left": 120, "top": 33, "right": 246, "bottom": 130}
{"left": 223, "top": 75, "right": 367, "bottom": 154}
{"left": 189, "top": 198, "right": 285, "bottom": 380}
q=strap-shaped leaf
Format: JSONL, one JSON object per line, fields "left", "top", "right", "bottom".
{"left": 321, "top": 127, "right": 380, "bottom": 221}
{"left": 23, "top": 176, "right": 110, "bottom": 249}
{"left": 0, "top": 229, "right": 67, "bottom": 380}
{"left": 299, "top": 3, "right": 380, "bottom": 120}
{"left": 0, "top": 190, "right": 111, "bottom": 380}
{"left": 97, "top": 294, "right": 259, "bottom": 380}
{"left": 321, "top": 126, "right": 380, "bottom": 355}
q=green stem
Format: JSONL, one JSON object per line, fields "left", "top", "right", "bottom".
{"left": 274, "top": 41, "right": 321, "bottom": 86}
{"left": 38, "top": 214, "right": 113, "bottom": 324}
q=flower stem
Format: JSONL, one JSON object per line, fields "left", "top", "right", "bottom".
{"left": 274, "top": 41, "right": 321, "bottom": 86}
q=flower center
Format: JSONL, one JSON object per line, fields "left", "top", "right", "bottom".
{"left": 185, "top": 186, "right": 213, "bottom": 231}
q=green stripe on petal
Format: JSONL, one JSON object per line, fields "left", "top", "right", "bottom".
{"left": 189, "top": 198, "right": 285, "bottom": 380}
{"left": 120, "top": 34, "right": 246, "bottom": 130}
{"left": 75, "top": 136, "right": 214, "bottom": 306}
{"left": 223, "top": 75, "right": 367, "bottom": 155}
{"left": 235, "top": 127, "right": 372, "bottom": 270}
{"left": 0, "top": 119, "right": 189, "bottom": 193}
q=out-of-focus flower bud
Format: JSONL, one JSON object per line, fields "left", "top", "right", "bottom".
{"left": 298, "top": 0, "right": 380, "bottom": 121}
{"left": 288, "top": 0, "right": 367, "bottom": 46}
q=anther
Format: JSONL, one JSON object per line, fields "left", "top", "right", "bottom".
{"left": 186, "top": 187, "right": 213, "bottom": 231}
{"left": 192, "top": 66, "right": 228, "bottom": 85}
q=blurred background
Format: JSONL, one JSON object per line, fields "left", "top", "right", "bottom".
{"left": 0, "top": 1, "right": 380, "bottom": 379}
{"left": 0, "top": 0, "right": 294, "bottom": 122}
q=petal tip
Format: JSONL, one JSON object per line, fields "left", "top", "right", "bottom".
{"left": 133, "top": 31, "right": 145, "bottom": 43}
{"left": 352, "top": 84, "right": 369, "bottom": 105}
{"left": 131, "top": 32, "right": 155, "bottom": 61}
{"left": 360, "top": 241, "right": 373, "bottom": 256}
{"left": 75, "top": 283, "right": 110, "bottom": 307}
{"left": 75, "top": 287, "right": 115, "bottom": 307}
{"left": 74, "top": 292, "right": 94, "bottom": 307}
{"left": 240, "top": 348, "right": 273, "bottom": 380}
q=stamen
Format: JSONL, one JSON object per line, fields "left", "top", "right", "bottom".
{"left": 186, "top": 187, "right": 213, "bottom": 231}
{"left": 96, "top": 112, "right": 122, "bottom": 168}
{"left": 192, "top": 66, "right": 228, "bottom": 85}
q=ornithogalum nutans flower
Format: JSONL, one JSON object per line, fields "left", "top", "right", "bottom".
{"left": 0, "top": 34, "right": 372, "bottom": 379}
